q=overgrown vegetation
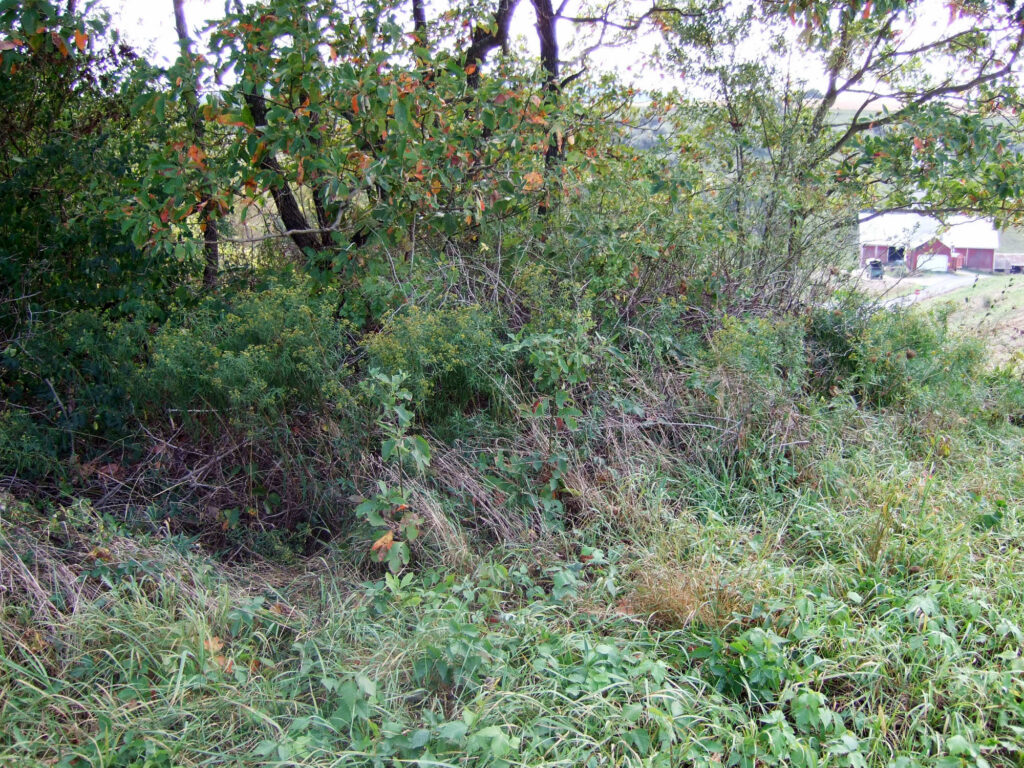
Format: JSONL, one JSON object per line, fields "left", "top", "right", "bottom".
{"left": 3, "top": 0, "right": 1024, "bottom": 765}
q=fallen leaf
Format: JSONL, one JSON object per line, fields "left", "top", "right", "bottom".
{"left": 370, "top": 530, "right": 394, "bottom": 561}
{"left": 88, "top": 547, "right": 113, "bottom": 562}
{"left": 204, "top": 636, "right": 224, "bottom": 654}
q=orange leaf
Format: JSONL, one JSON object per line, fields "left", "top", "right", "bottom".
{"left": 87, "top": 546, "right": 113, "bottom": 562}
{"left": 464, "top": 63, "right": 477, "bottom": 75}
{"left": 187, "top": 144, "right": 207, "bottom": 170}
{"left": 351, "top": 95, "right": 360, "bottom": 115}
{"left": 523, "top": 170, "right": 544, "bottom": 192}
{"left": 370, "top": 530, "right": 394, "bottom": 561}
{"left": 74, "top": 29, "right": 87, "bottom": 52}
{"left": 204, "top": 636, "right": 224, "bottom": 654}
{"left": 51, "top": 32, "right": 69, "bottom": 57}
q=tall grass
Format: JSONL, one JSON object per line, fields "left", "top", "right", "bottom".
{"left": 3, "top": 361, "right": 1024, "bottom": 766}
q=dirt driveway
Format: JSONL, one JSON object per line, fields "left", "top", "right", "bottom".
{"left": 873, "top": 270, "right": 985, "bottom": 308}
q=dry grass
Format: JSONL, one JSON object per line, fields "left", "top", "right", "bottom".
{"left": 618, "top": 559, "right": 759, "bottom": 631}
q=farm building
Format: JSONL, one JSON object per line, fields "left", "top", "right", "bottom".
{"left": 859, "top": 213, "right": 999, "bottom": 272}
{"left": 994, "top": 228, "right": 1024, "bottom": 272}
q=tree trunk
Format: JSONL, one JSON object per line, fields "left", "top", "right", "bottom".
{"left": 173, "top": 0, "right": 220, "bottom": 287}
{"left": 530, "top": 0, "right": 559, "bottom": 88}
{"left": 412, "top": 0, "right": 427, "bottom": 43}
{"left": 464, "top": 0, "right": 521, "bottom": 87}
{"left": 530, "top": 0, "right": 562, "bottom": 213}
{"left": 243, "top": 91, "right": 324, "bottom": 255}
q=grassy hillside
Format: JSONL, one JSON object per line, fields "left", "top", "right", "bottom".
{"left": 941, "top": 275, "right": 1024, "bottom": 362}
{"left": 4, "top": 303, "right": 1024, "bottom": 768}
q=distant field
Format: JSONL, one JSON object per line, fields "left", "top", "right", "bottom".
{"left": 852, "top": 268, "right": 1024, "bottom": 361}
{"left": 923, "top": 272, "right": 1024, "bottom": 361}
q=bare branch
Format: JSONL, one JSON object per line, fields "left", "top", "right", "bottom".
{"left": 558, "top": 3, "right": 710, "bottom": 32}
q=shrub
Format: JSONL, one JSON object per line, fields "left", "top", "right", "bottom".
{"left": 0, "top": 308, "right": 151, "bottom": 477}
{"left": 850, "top": 305, "right": 985, "bottom": 410}
{"left": 981, "top": 356, "right": 1024, "bottom": 424}
{"left": 702, "top": 315, "right": 808, "bottom": 400}
{"left": 364, "top": 305, "right": 503, "bottom": 418}
{"left": 136, "top": 282, "right": 349, "bottom": 425}
{"left": 690, "top": 315, "right": 808, "bottom": 486}
{"left": 805, "top": 300, "right": 873, "bottom": 395}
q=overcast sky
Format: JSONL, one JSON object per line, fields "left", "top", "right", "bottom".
{"left": 90, "top": 0, "right": 1000, "bottom": 106}
{"left": 93, "top": 0, "right": 669, "bottom": 88}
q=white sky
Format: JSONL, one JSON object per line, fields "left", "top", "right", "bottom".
{"left": 93, "top": 0, "right": 668, "bottom": 87}
{"left": 91, "top": 0, "right": 1016, "bottom": 102}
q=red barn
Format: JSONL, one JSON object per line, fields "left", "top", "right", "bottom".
{"left": 859, "top": 213, "right": 998, "bottom": 272}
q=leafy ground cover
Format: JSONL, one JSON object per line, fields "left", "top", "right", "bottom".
{"left": 4, "top": 347, "right": 1024, "bottom": 767}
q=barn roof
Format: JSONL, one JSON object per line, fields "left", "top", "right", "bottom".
{"left": 945, "top": 216, "right": 999, "bottom": 250}
{"left": 859, "top": 213, "right": 939, "bottom": 248}
{"left": 859, "top": 212, "right": 998, "bottom": 250}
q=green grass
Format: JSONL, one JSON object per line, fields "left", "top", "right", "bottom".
{"left": 3, "top": 395, "right": 1024, "bottom": 768}
{"left": 941, "top": 273, "right": 1024, "bottom": 324}
{"left": 923, "top": 273, "right": 1024, "bottom": 361}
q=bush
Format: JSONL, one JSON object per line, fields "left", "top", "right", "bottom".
{"left": 805, "top": 300, "right": 873, "bottom": 395}
{"left": 0, "top": 309, "right": 151, "bottom": 477}
{"left": 690, "top": 315, "right": 808, "bottom": 485}
{"left": 136, "top": 282, "right": 349, "bottom": 425}
{"left": 702, "top": 315, "right": 808, "bottom": 400}
{"left": 364, "top": 305, "right": 503, "bottom": 419}
{"left": 981, "top": 357, "right": 1024, "bottom": 424}
{"left": 850, "top": 306, "right": 985, "bottom": 410}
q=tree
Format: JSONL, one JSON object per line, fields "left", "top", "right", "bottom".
{"left": 0, "top": 0, "right": 165, "bottom": 325}
{"left": 638, "top": 0, "right": 1024, "bottom": 308}
{"left": 172, "top": 0, "right": 220, "bottom": 286}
